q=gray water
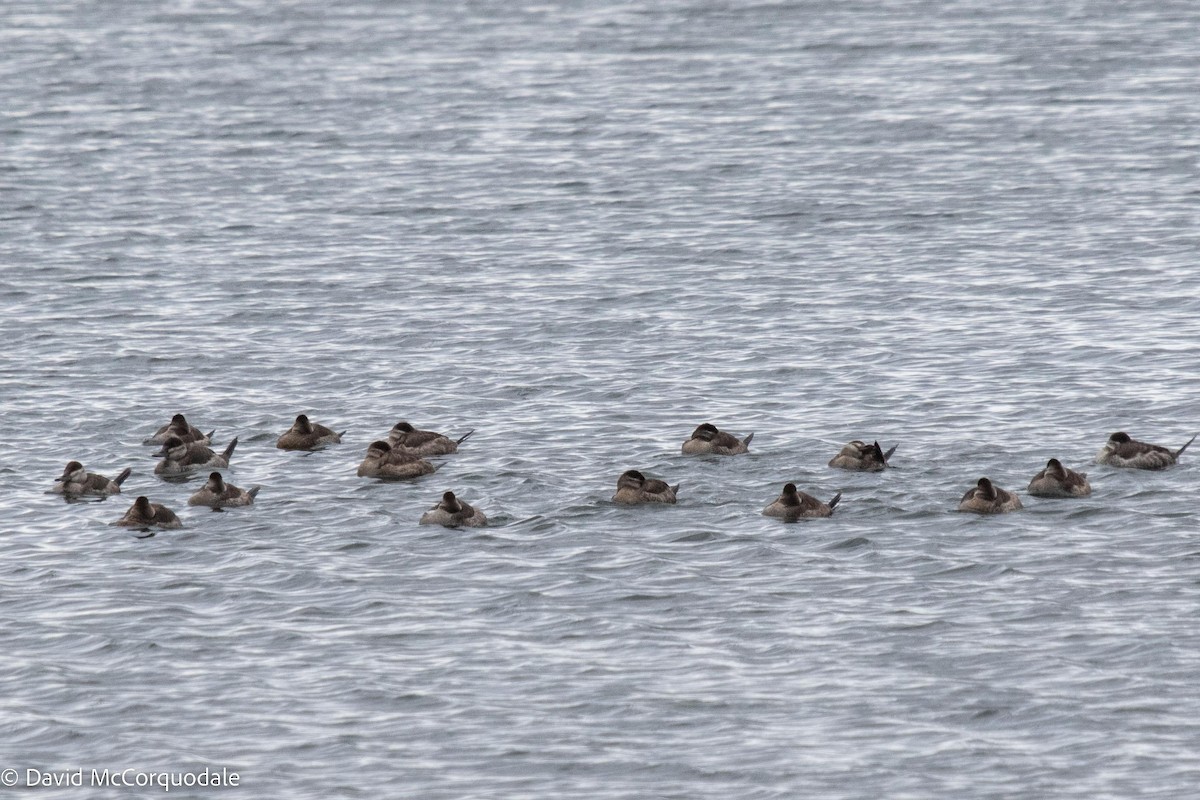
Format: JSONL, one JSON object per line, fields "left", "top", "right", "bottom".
{"left": 3, "top": 1, "right": 1199, "bottom": 797}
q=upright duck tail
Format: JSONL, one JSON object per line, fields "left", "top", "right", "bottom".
{"left": 114, "top": 467, "right": 132, "bottom": 487}
{"left": 1175, "top": 434, "right": 1197, "bottom": 459}
{"left": 222, "top": 437, "right": 239, "bottom": 462}
{"left": 828, "top": 492, "right": 842, "bottom": 511}
{"left": 456, "top": 429, "right": 476, "bottom": 445}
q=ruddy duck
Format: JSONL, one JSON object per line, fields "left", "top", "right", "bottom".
{"left": 387, "top": 421, "right": 474, "bottom": 456}
{"left": 276, "top": 414, "right": 345, "bottom": 451}
{"left": 762, "top": 483, "right": 841, "bottom": 520}
{"left": 114, "top": 496, "right": 182, "bottom": 529}
{"left": 52, "top": 461, "right": 132, "bottom": 496}
{"left": 611, "top": 470, "right": 679, "bottom": 504}
{"left": 154, "top": 436, "right": 238, "bottom": 477}
{"left": 828, "top": 440, "right": 897, "bottom": 471}
{"left": 1027, "top": 458, "right": 1091, "bottom": 498}
{"left": 142, "top": 413, "right": 213, "bottom": 445}
{"left": 419, "top": 490, "right": 488, "bottom": 528}
{"left": 1095, "top": 431, "right": 1196, "bottom": 470}
{"left": 957, "top": 477, "right": 1022, "bottom": 514}
{"left": 188, "top": 472, "right": 260, "bottom": 508}
{"left": 681, "top": 423, "right": 753, "bottom": 455}
{"left": 356, "top": 440, "right": 436, "bottom": 479}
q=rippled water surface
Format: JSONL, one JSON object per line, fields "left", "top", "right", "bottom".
{"left": 3, "top": 1, "right": 1199, "bottom": 797}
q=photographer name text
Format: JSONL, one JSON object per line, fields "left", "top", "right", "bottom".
{"left": 2, "top": 767, "right": 239, "bottom": 791}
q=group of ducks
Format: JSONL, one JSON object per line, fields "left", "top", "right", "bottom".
{"left": 51, "top": 413, "right": 487, "bottom": 531}
{"left": 618, "top": 426, "right": 1195, "bottom": 518}
{"left": 51, "top": 415, "right": 1196, "bottom": 530}
{"left": 954, "top": 429, "right": 1194, "bottom": 514}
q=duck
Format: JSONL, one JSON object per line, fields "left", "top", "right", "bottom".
{"left": 276, "top": 414, "right": 344, "bottom": 451}
{"left": 142, "top": 413, "right": 213, "bottom": 446}
{"left": 154, "top": 436, "right": 238, "bottom": 477}
{"left": 188, "top": 472, "right": 260, "bottom": 508}
{"left": 356, "top": 440, "right": 436, "bottom": 479}
{"left": 611, "top": 469, "right": 679, "bottom": 504}
{"left": 419, "top": 491, "right": 488, "bottom": 528}
{"left": 114, "top": 496, "right": 182, "bottom": 529}
{"left": 957, "top": 477, "right": 1022, "bottom": 514}
{"left": 1027, "top": 458, "right": 1091, "bottom": 498}
{"left": 681, "top": 423, "right": 753, "bottom": 455}
{"left": 762, "top": 483, "right": 841, "bottom": 520}
{"left": 1095, "top": 431, "right": 1196, "bottom": 470}
{"left": 387, "top": 421, "right": 474, "bottom": 456}
{"left": 828, "top": 440, "right": 897, "bottom": 471}
{"left": 52, "top": 461, "right": 132, "bottom": 496}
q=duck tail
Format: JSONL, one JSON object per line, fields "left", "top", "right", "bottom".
{"left": 742, "top": 432, "right": 754, "bottom": 446}
{"left": 205, "top": 429, "right": 216, "bottom": 442}
{"left": 882, "top": 443, "right": 898, "bottom": 462}
{"left": 114, "top": 467, "right": 132, "bottom": 487}
{"left": 248, "top": 486, "right": 261, "bottom": 500}
{"left": 222, "top": 437, "right": 239, "bottom": 462}
{"left": 828, "top": 491, "right": 842, "bottom": 511}
{"left": 456, "top": 429, "right": 476, "bottom": 445}
{"left": 671, "top": 483, "right": 681, "bottom": 495}
{"left": 1175, "top": 434, "right": 1197, "bottom": 459}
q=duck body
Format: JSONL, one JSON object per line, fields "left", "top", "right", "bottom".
{"left": 357, "top": 440, "right": 436, "bottom": 479}
{"left": 115, "top": 496, "right": 182, "bottom": 529}
{"left": 387, "top": 422, "right": 474, "bottom": 456}
{"left": 154, "top": 436, "right": 238, "bottom": 477}
{"left": 681, "top": 423, "right": 752, "bottom": 455}
{"left": 188, "top": 472, "right": 260, "bottom": 508}
{"left": 419, "top": 491, "right": 488, "bottom": 528}
{"left": 762, "top": 483, "right": 841, "bottom": 520}
{"left": 53, "top": 461, "right": 132, "bottom": 496}
{"left": 143, "top": 414, "right": 213, "bottom": 446}
{"left": 1095, "top": 431, "right": 1195, "bottom": 470}
{"left": 828, "top": 440, "right": 897, "bottom": 472}
{"left": 611, "top": 470, "right": 679, "bottom": 504}
{"left": 1027, "top": 459, "right": 1091, "bottom": 498}
{"left": 958, "top": 477, "right": 1022, "bottom": 514}
{"left": 276, "top": 414, "right": 344, "bottom": 450}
